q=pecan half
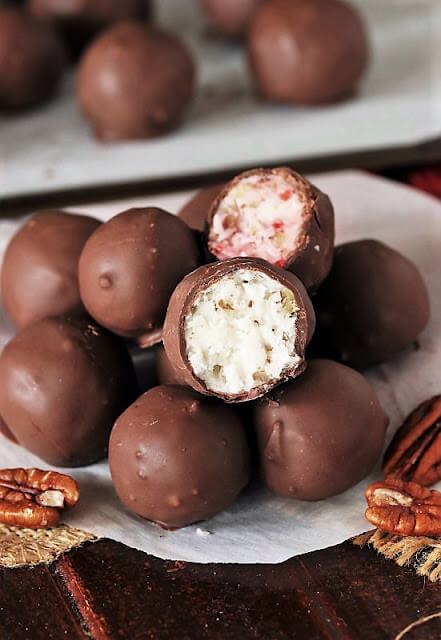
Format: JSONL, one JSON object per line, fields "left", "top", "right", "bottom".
{"left": 0, "top": 468, "right": 79, "bottom": 529}
{"left": 365, "top": 477, "right": 441, "bottom": 536}
{"left": 383, "top": 395, "right": 441, "bottom": 486}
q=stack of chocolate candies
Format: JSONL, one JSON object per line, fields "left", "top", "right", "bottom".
{"left": 0, "top": 167, "right": 429, "bottom": 530}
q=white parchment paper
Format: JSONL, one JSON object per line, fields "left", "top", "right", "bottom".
{"left": 0, "top": 171, "right": 440, "bottom": 563}
{"left": 0, "top": 0, "right": 440, "bottom": 198}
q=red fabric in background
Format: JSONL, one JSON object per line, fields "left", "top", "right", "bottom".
{"left": 405, "top": 166, "right": 441, "bottom": 200}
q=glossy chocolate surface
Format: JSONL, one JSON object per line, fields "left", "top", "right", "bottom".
{"left": 314, "top": 239, "right": 430, "bottom": 369}
{"left": 248, "top": 0, "right": 368, "bottom": 104}
{"left": 1, "top": 210, "right": 100, "bottom": 329}
{"left": 76, "top": 22, "right": 195, "bottom": 140}
{"left": 78, "top": 207, "right": 200, "bottom": 347}
{"left": 253, "top": 359, "right": 388, "bottom": 500}
{"left": 109, "top": 385, "right": 250, "bottom": 529}
{"left": 0, "top": 316, "right": 136, "bottom": 466}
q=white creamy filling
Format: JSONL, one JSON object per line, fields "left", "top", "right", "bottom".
{"left": 209, "top": 174, "right": 305, "bottom": 265}
{"left": 184, "top": 269, "right": 300, "bottom": 396}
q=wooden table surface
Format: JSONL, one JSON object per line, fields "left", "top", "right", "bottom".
{"left": 1, "top": 158, "right": 441, "bottom": 640}
{"left": 2, "top": 536, "right": 441, "bottom": 640}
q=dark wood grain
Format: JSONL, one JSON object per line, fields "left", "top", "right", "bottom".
{"left": 0, "top": 537, "right": 435, "bottom": 640}
{"left": 0, "top": 563, "right": 87, "bottom": 640}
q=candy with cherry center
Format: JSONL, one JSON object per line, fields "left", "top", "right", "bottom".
{"left": 0, "top": 316, "right": 136, "bottom": 467}
{"left": 78, "top": 206, "right": 200, "bottom": 347}
{"left": 1, "top": 210, "right": 100, "bottom": 329}
{"left": 248, "top": 0, "right": 369, "bottom": 105}
{"left": 109, "top": 385, "right": 250, "bottom": 529}
{"left": 206, "top": 167, "right": 334, "bottom": 292}
{"left": 163, "top": 256, "right": 315, "bottom": 402}
{"left": 0, "top": 8, "right": 66, "bottom": 110}
{"left": 76, "top": 22, "right": 195, "bottom": 141}
{"left": 314, "top": 239, "right": 430, "bottom": 369}
{"left": 252, "top": 359, "right": 388, "bottom": 500}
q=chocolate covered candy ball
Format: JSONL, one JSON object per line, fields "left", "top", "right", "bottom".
{"left": 315, "top": 239, "right": 430, "bottom": 369}
{"left": 1, "top": 210, "right": 100, "bottom": 329}
{"left": 199, "top": 0, "right": 266, "bottom": 38}
{"left": 207, "top": 167, "right": 334, "bottom": 291}
{"left": 76, "top": 22, "right": 195, "bottom": 140}
{"left": 163, "top": 257, "right": 315, "bottom": 402}
{"left": 109, "top": 385, "right": 250, "bottom": 529}
{"left": 78, "top": 207, "right": 200, "bottom": 347}
{"left": 0, "top": 316, "right": 136, "bottom": 466}
{"left": 253, "top": 359, "right": 388, "bottom": 500}
{"left": 27, "top": 0, "right": 151, "bottom": 58}
{"left": 248, "top": 0, "right": 369, "bottom": 105}
{"left": 178, "top": 183, "right": 225, "bottom": 233}
{"left": 0, "top": 9, "right": 66, "bottom": 110}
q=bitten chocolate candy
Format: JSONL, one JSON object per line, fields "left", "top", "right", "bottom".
{"left": 178, "top": 183, "right": 225, "bottom": 232}
{"left": 199, "top": 0, "right": 266, "bottom": 38}
{"left": 315, "top": 239, "right": 430, "bottom": 369}
{"left": 207, "top": 167, "right": 334, "bottom": 291}
{"left": 248, "top": 0, "right": 368, "bottom": 104}
{"left": 76, "top": 22, "right": 195, "bottom": 140}
{"left": 109, "top": 385, "right": 250, "bottom": 529}
{"left": 27, "top": 0, "right": 151, "bottom": 58}
{"left": 0, "top": 9, "right": 66, "bottom": 110}
{"left": 253, "top": 359, "right": 388, "bottom": 500}
{"left": 1, "top": 211, "right": 100, "bottom": 329}
{"left": 78, "top": 207, "right": 200, "bottom": 347}
{"left": 163, "top": 257, "right": 315, "bottom": 402}
{"left": 0, "top": 316, "right": 136, "bottom": 466}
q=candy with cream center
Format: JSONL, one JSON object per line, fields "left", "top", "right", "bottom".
{"left": 207, "top": 167, "right": 334, "bottom": 291}
{"left": 163, "top": 257, "right": 315, "bottom": 402}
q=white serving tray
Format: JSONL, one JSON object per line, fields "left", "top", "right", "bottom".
{"left": 0, "top": 0, "right": 440, "bottom": 199}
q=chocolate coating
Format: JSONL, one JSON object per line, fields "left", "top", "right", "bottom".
{"left": 109, "top": 385, "right": 250, "bottom": 529}
{"left": 248, "top": 0, "right": 369, "bottom": 104}
{"left": 199, "top": 0, "right": 266, "bottom": 38}
{"left": 0, "top": 316, "right": 136, "bottom": 466}
{"left": 207, "top": 168, "right": 334, "bottom": 292}
{"left": 78, "top": 207, "right": 200, "bottom": 347}
{"left": 253, "top": 359, "right": 388, "bottom": 500}
{"left": 178, "top": 183, "right": 225, "bottom": 233}
{"left": 155, "top": 344, "right": 187, "bottom": 386}
{"left": 315, "top": 240, "right": 431, "bottom": 369}
{"left": 0, "top": 9, "right": 66, "bottom": 110}
{"left": 163, "top": 257, "right": 315, "bottom": 402}
{"left": 27, "top": 0, "right": 151, "bottom": 58}
{"left": 76, "top": 22, "right": 195, "bottom": 140}
{"left": 1, "top": 210, "right": 100, "bottom": 329}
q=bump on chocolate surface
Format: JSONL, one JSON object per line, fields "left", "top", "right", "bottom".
{"left": 78, "top": 207, "right": 200, "bottom": 347}
{"left": 163, "top": 256, "right": 315, "bottom": 402}
{"left": 1, "top": 211, "right": 100, "bottom": 329}
{"left": 253, "top": 359, "right": 388, "bottom": 500}
{"left": 248, "top": 0, "right": 369, "bottom": 105}
{"left": 0, "top": 316, "right": 137, "bottom": 466}
{"left": 76, "top": 22, "right": 195, "bottom": 140}
{"left": 0, "top": 9, "right": 66, "bottom": 110}
{"left": 314, "top": 239, "right": 431, "bottom": 369}
{"left": 109, "top": 385, "right": 250, "bottom": 529}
